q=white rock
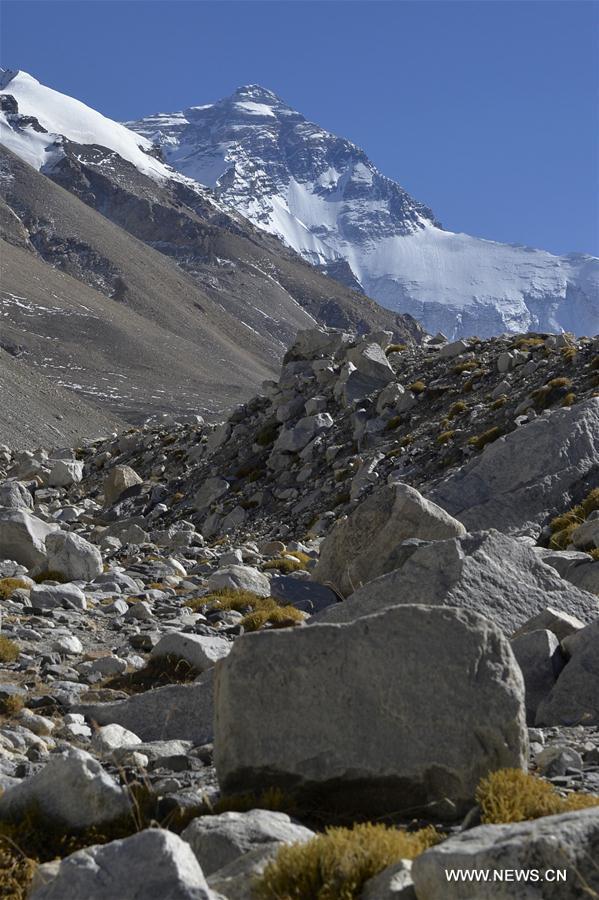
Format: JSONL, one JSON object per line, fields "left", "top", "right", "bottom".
{"left": 151, "top": 632, "right": 231, "bottom": 671}
{"left": 45, "top": 531, "right": 102, "bottom": 581}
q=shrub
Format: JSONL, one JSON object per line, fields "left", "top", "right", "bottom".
{"left": 436, "top": 430, "right": 455, "bottom": 445}
{"left": 468, "top": 427, "right": 502, "bottom": 451}
{"left": 385, "top": 343, "right": 406, "bottom": 355}
{"left": 409, "top": 381, "right": 426, "bottom": 394}
{"left": 0, "top": 694, "right": 24, "bottom": 716}
{"left": 286, "top": 551, "right": 312, "bottom": 567}
{"left": 263, "top": 558, "right": 304, "bottom": 574}
{"left": 32, "top": 571, "right": 67, "bottom": 585}
{"left": 254, "top": 823, "right": 440, "bottom": 900}
{"left": 185, "top": 587, "right": 266, "bottom": 613}
{"left": 453, "top": 359, "right": 478, "bottom": 374}
{"left": 0, "top": 579, "right": 30, "bottom": 600}
{"left": 384, "top": 415, "right": 402, "bottom": 431}
{"left": 476, "top": 769, "right": 599, "bottom": 825}
{"left": 591, "top": 355, "right": 599, "bottom": 371}
{"left": 560, "top": 346, "right": 577, "bottom": 363}
{"left": 560, "top": 392, "right": 576, "bottom": 407}
{"left": 0, "top": 636, "right": 19, "bottom": 663}
{"left": 549, "top": 488, "right": 599, "bottom": 550}
{"left": 447, "top": 401, "right": 467, "bottom": 419}
{"left": 0, "top": 840, "right": 37, "bottom": 900}
{"left": 490, "top": 396, "right": 507, "bottom": 409}
{"left": 514, "top": 337, "right": 545, "bottom": 349}
{"left": 240, "top": 600, "right": 305, "bottom": 632}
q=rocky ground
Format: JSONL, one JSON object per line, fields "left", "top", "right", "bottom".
{"left": 0, "top": 326, "right": 598, "bottom": 898}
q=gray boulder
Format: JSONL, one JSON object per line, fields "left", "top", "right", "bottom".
{"left": 75, "top": 670, "right": 214, "bottom": 744}
{"left": 511, "top": 606, "right": 586, "bottom": 642}
{"left": 193, "top": 476, "right": 229, "bottom": 512}
{"left": 207, "top": 565, "right": 270, "bottom": 598}
{"left": 362, "top": 860, "right": 415, "bottom": 899}
{"left": 428, "top": 398, "right": 599, "bottom": 533}
{"left": 312, "top": 482, "right": 466, "bottom": 596}
{"left": 565, "top": 560, "right": 599, "bottom": 595}
{"left": 181, "top": 809, "right": 314, "bottom": 876}
{"left": 571, "top": 516, "right": 599, "bottom": 550}
{"left": 214, "top": 604, "right": 527, "bottom": 819}
{"left": 315, "top": 530, "right": 599, "bottom": 634}
{"left": 45, "top": 530, "right": 103, "bottom": 581}
{"left": 0, "top": 480, "right": 33, "bottom": 510}
{"left": 274, "top": 413, "right": 333, "bottom": 454}
{"left": 103, "top": 464, "right": 143, "bottom": 506}
{"left": 0, "top": 508, "right": 57, "bottom": 569}
{"left": 151, "top": 633, "right": 231, "bottom": 671}
{"left": 412, "top": 807, "right": 599, "bottom": 899}
{"left": 0, "top": 748, "right": 130, "bottom": 829}
{"left": 269, "top": 575, "right": 339, "bottom": 613}
{"left": 536, "top": 619, "right": 599, "bottom": 725}
{"left": 510, "top": 630, "right": 564, "bottom": 724}
{"left": 30, "top": 829, "right": 216, "bottom": 900}
{"left": 207, "top": 846, "right": 279, "bottom": 900}
{"left": 47, "top": 459, "right": 84, "bottom": 487}
{"left": 345, "top": 342, "right": 395, "bottom": 383}
{"left": 30, "top": 583, "right": 87, "bottom": 612}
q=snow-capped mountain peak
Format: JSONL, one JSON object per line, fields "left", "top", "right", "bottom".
{"left": 127, "top": 85, "right": 598, "bottom": 338}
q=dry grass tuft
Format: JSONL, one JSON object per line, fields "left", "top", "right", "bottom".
{"left": 254, "top": 823, "right": 440, "bottom": 900}
{"left": 0, "top": 637, "right": 20, "bottom": 664}
{"left": 476, "top": 769, "right": 599, "bottom": 825}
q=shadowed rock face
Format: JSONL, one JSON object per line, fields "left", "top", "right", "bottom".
{"left": 214, "top": 604, "right": 528, "bottom": 819}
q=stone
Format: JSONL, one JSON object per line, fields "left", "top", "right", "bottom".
{"left": 0, "top": 748, "right": 130, "bottom": 829}
{"left": 565, "top": 560, "right": 599, "bottom": 595}
{"left": 151, "top": 633, "right": 231, "bottom": 671}
{"left": 312, "top": 482, "right": 466, "bottom": 596}
{"left": 30, "top": 583, "right": 87, "bottom": 612}
{"left": 214, "top": 604, "right": 527, "bottom": 819}
{"left": 45, "top": 531, "right": 103, "bottom": 581}
{"left": 52, "top": 634, "right": 83, "bottom": 655}
{"left": 437, "top": 339, "right": 470, "bottom": 359}
{"left": 511, "top": 606, "right": 586, "bottom": 642}
{"left": 510, "top": 630, "right": 564, "bottom": 724}
{"left": 534, "top": 548, "right": 592, "bottom": 579}
{"left": 536, "top": 619, "right": 599, "bottom": 725}
{"left": 428, "top": 398, "right": 599, "bottom": 533}
{"left": 269, "top": 575, "right": 339, "bottom": 614}
{"left": 571, "top": 516, "right": 599, "bottom": 550}
{"left": 536, "top": 745, "right": 583, "bottom": 777}
{"left": 47, "top": 459, "right": 84, "bottom": 487}
{"left": 193, "top": 476, "right": 230, "bottom": 512}
{"left": 315, "top": 530, "right": 597, "bottom": 634}
{"left": 411, "top": 807, "right": 599, "bottom": 900}
{"left": 103, "top": 465, "right": 143, "bottom": 506}
{"left": 207, "top": 846, "right": 279, "bottom": 900}
{"left": 181, "top": 809, "right": 314, "bottom": 876}
{"left": 361, "top": 860, "right": 415, "bottom": 899}
{"left": 345, "top": 342, "right": 395, "bottom": 383}
{"left": 91, "top": 724, "right": 142, "bottom": 755}
{"left": 30, "top": 829, "right": 216, "bottom": 900}
{"left": 207, "top": 565, "right": 270, "bottom": 598}
{"left": 274, "top": 413, "right": 333, "bottom": 454}
{"left": 0, "top": 480, "right": 33, "bottom": 510}
{"left": 0, "top": 508, "right": 58, "bottom": 569}
{"left": 75, "top": 670, "right": 214, "bottom": 744}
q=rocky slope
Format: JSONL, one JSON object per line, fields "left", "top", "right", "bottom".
{"left": 128, "top": 84, "right": 599, "bottom": 339}
{"left": 0, "top": 325, "right": 598, "bottom": 897}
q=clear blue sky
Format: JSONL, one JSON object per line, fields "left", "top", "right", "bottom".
{"left": 2, "top": 0, "right": 598, "bottom": 256}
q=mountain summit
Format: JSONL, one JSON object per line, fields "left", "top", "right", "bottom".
{"left": 128, "top": 86, "right": 598, "bottom": 338}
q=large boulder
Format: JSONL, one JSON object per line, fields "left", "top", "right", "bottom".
{"left": 214, "top": 604, "right": 527, "bottom": 819}
{"left": 47, "top": 459, "right": 84, "bottom": 487}
{"left": 30, "top": 829, "right": 216, "bottom": 900}
{"left": 0, "top": 508, "right": 58, "bottom": 569}
{"left": 312, "top": 482, "right": 466, "bottom": 596}
{"left": 510, "top": 630, "right": 564, "bottom": 724}
{"left": 103, "top": 465, "right": 143, "bottom": 506}
{"left": 315, "top": 530, "right": 599, "bottom": 634}
{"left": 75, "top": 671, "right": 214, "bottom": 744}
{"left": 206, "top": 565, "right": 270, "bottom": 598}
{"left": 0, "top": 480, "right": 33, "bottom": 510}
{"left": 411, "top": 807, "right": 599, "bottom": 899}
{"left": 0, "top": 748, "right": 130, "bottom": 829}
{"left": 428, "top": 398, "right": 599, "bottom": 534}
{"left": 45, "top": 530, "right": 103, "bottom": 581}
{"left": 273, "top": 413, "right": 334, "bottom": 454}
{"left": 151, "top": 633, "right": 231, "bottom": 671}
{"left": 536, "top": 619, "right": 599, "bottom": 725}
{"left": 181, "top": 809, "right": 314, "bottom": 876}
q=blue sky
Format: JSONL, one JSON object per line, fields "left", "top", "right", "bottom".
{"left": 2, "top": 0, "right": 598, "bottom": 256}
